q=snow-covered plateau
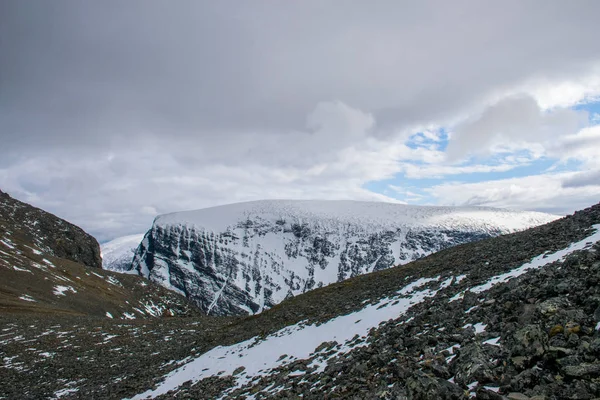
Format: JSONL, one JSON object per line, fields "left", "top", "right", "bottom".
{"left": 128, "top": 200, "right": 559, "bottom": 316}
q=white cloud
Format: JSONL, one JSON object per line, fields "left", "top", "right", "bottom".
{"left": 445, "top": 95, "right": 588, "bottom": 161}
{"left": 3, "top": 94, "right": 599, "bottom": 241}
{"left": 400, "top": 162, "right": 522, "bottom": 180}
{"left": 525, "top": 69, "right": 600, "bottom": 110}
{"left": 0, "top": 101, "right": 409, "bottom": 241}
{"left": 427, "top": 172, "right": 600, "bottom": 214}
{"left": 547, "top": 125, "right": 600, "bottom": 167}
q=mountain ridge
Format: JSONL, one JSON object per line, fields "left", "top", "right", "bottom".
{"left": 127, "top": 201, "right": 600, "bottom": 399}
{"left": 0, "top": 189, "right": 101, "bottom": 269}
{"left": 129, "top": 200, "right": 558, "bottom": 316}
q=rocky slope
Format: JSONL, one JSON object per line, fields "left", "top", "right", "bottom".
{"left": 128, "top": 201, "right": 600, "bottom": 400}
{"left": 2, "top": 201, "right": 599, "bottom": 400}
{"left": 130, "top": 200, "right": 558, "bottom": 316}
{"left": 0, "top": 189, "right": 102, "bottom": 268}
{"left": 101, "top": 233, "right": 145, "bottom": 272}
{"left": 0, "top": 190, "right": 199, "bottom": 318}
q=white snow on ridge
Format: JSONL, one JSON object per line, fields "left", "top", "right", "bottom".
{"left": 133, "top": 200, "right": 560, "bottom": 316}
{"left": 155, "top": 200, "right": 558, "bottom": 233}
{"left": 101, "top": 234, "right": 144, "bottom": 273}
{"left": 447, "top": 224, "right": 600, "bottom": 304}
{"left": 0, "top": 238, "right": 16, "bottom": 249}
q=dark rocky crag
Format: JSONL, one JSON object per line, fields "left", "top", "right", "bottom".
{"left": 0, "top": 189, "right": 101, "bottom": 268}
{"left": 0, "top": 189, "right": 199, "bottom": 318}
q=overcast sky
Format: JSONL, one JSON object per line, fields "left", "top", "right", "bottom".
{"left": 1, "top": 1, "right": 600, "bottom": 242}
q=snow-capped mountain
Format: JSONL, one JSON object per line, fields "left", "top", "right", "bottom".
{"left": 126, "top": 203, "right": 600, "bottom": 400}
{"left": 129, "top": 200, "right": 559, "bottom": 316}
{"left": 101, "top": 234, "right": 145, "bottom": 273}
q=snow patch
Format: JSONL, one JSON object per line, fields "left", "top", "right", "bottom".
{"left": 53, "top": 387, "right": 79, "bottom": 399}
{"left": 470, "top": 225, "right": 600, "bottom": 294}
{"left": 53, "top": 285, "right": 76, "bottom": 296}
{"left": 123, "top": 312, "right": 136, "bottom": 320}
{"left": 101, "top": 234, "right": 145, "bottom": 272}
{"left": 128, "top": 276, "right": 449, "bottom": 399}
{"left": 0, "top": 238, "right": 15, "bottom": 249}
{"left": 483, "top": 337, "right": 501, "bottom": 346}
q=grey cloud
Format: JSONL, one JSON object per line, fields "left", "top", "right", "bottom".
{"left": 427, "top": 173, "right": 600, "bottom": 216}
{"left": 562, "top": 170, "right": 600, "bottom": 188}
{"left": 2, "top": 1, "right": 600, "bottom": 239}
{"left": 446, "top": 95, "right": 588, "bottom": 160}
{"left": 2, "top": 1, "right": 600, "bottom": 153}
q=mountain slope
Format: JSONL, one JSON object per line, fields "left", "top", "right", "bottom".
{"left": 0, "top": 190, "right": 199, "bottom": 318}
{"left": 126, "top": 201, "right": 600, "bottom": 400}
{"left": 0, "top": 189, "right": 101, "bottom": 268}
{"left": 101, "top": 233, "right": 145, "bottom": 272}
{"left": 2, "top": 201, "right": 598, "bottom": 399}
{"left": 130, "top": 200, "right": 558, "bottom": 316}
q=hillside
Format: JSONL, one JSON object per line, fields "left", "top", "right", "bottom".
{"left": 129, "top": 200, "right": 558, "bottom": 316}
{"left": 0, "top": 189, "right": 101, "bottom": 268}
{"left": 0, "top": 190, "right": 198, "bottom": 318}
{"left": 1, "top": 201, "right": 599, "bottom": 399}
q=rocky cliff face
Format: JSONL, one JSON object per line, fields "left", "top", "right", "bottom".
{"left": 0, "top": 189, "right": 102, "bottom": 268}
{"left": 130, "top": 200, "right": 558, "bottom": 316}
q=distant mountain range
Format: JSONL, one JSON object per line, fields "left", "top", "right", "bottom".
{"left": 122, "top": 200, "right": 558, "bottom": 316}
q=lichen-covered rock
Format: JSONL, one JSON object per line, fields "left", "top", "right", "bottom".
{"left": 406, "top": 371, "right": 465, "bottom": 399}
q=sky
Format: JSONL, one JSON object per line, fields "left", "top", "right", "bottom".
{"left": 1, "top": 1, "right": 600, "bottom": 242}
